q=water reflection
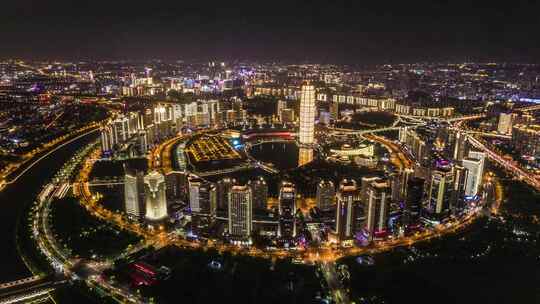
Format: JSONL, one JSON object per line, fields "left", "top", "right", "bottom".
{"left": 298, "top": 147, "right": 314, "bottom": 167}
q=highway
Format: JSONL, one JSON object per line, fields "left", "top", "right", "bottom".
{"left": 0, "top": 128, "right": 99, "bottom": 189}
{"left": 466, "top": 135, "right": 540, "bottom": 190}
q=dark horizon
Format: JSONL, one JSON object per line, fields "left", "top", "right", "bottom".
{"left": 1, "top": 1, "right": 540, "bottom": 64}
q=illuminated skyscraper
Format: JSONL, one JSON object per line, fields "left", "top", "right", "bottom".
{"left": 124, "top": 169, "right": 145, "bottom": 220}
{"left": 498, "top": 112, "right": 515, "bottom": 135}
{"left": 228, "top": 185, "right": 253, "bottom": 239}
{"left": 424, "top": 166, "right": 454, "bottom": 222}
{"left": 299, "top": 83, "right": 316, "bottom": 145}
{"left": 189, "top": 177, "right": 214, "bottom": 214}
{"left": 364, "top": 180, "right": 391, "bottom": 241}
{"left": 462, "top": 158, "right": 482, "bottom": 197}
{"left": 278, "top": 181, "right": 297, "bottom": 239}
{"left": 217, "top": 178, "right": 237, "bottom": 210}
{"left": 468, "top": 150, "right": 485, "bottom": 187}
{"left": 316, "top": 180, "right": 335, "bottom": 210}
{"left": 336, "top": 179, "right": 359, "bottom": 242}
{"left": 404, "top": 177, "right": 425, "bottom": 226}
{"left": 143, "top": 171, "right": 168, "bottom": 222}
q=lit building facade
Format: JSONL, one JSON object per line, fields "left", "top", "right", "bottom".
{"left": 228, "top": 185, "right": 253, "bottom": 239}
{"left": 364, "top": 180, "right": 391, "bottom": 241}
{"left": 462, "top": 158, "right": 482, "bottom": 197}
{"left": 298, "top": 84, "right": 316, "bottom": 145}
{"left": 143, "top": 171, "right": 168, "bottom": 221}
{"left": 124, "top": 169, "right": 145, "bottom": 220}
{"left": 248, "top": 176, "right": 268, "bottom": 210}
{"left": 316, "top": 180, "right": 335, "bottom": 210}
{"left": 336, "top": 180, "right": 359, "bottom": 242}
{"left": 278, "top": 181, "right": 297, "bottom": 239}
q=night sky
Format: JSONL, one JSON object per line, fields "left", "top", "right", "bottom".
{"left": 1, "top": 0, "right": 539, "bottom": 63}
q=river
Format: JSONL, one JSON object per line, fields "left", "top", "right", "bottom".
{"left": 0, "top": 132, "right": 99, "bottom": 282}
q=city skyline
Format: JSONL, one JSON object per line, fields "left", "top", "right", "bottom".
{"left": 0, "top": 2, "right": 540, "bottom": 301}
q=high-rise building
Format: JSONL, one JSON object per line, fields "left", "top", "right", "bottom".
{"left": 498, "top": 112, "right": 515, "bottom": 135}
{"left": 452, "top": 165, "right": 468, "bottom": 213}
{"left": 364, "top": 180, "right": 391, "bottom": 241}
{"left": 330, "top": 100, "right": 339, "bottom": 120}
{"left": 316, "top": 180, "right": 335, "bottom": 210}
{"left": 360, "top": 176, "right": 381, "bottom": 204}
{"left": 276, "top": 99, "right": 287, "bottom": 120}
{"left": 404, "top": 177, "right": 424, "bottom": 226}
{"left": 452, "top": 131, "right": 468, "bottom": 161}
{"left": 512, "top": 124, "right": 540, "bottom": 158}
{"left": 424, "top": 166, "right": 454, "bottom": 222}
{"left": 101, "top": 125, "right": 115, "bottom": 153}
{"left": 248, "top": 176, "right": 268, "bottom": 210}
{"left": 299, "top": 83, "right": 316, "bottom": 145}
{"left": 217, "top": 178, "right": 237, "bottom": 210}
{"left": 278, "top": 181, "right": 297, "bottom": 239}
{"left": 228, "top": 185, "right": 253, "bottom": 239}
{"left": 462, "top": 158, "right": 482, "bottom": 197}
{"left": 336, "top": 180, "right": 359, "bottom": 242}
{"left": 113, "top": 116, "right": 130, "bottom": 143}
{"left": 468, "top": 150, "right": 486, "bottom": 192}
{"left": 188, "top": 178, "right": 214, "bottom": 214}
{"left": 124, "top": 169, "right": 145, "bottom": 220}
{"left": 143, "top": 171, "right": 168, "bottom": 222}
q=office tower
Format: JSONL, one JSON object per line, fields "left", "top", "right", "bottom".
{"left": 188, "top": 178, "right": 213, "bottom": 214}
{"left": 452, "top": 165, "right": 468, "bottom": 212}
{"left": 360, "top": 176, "right": 381, "bottom": 203}
{"left": 452, "top": 131, "right": 468, "bottom": 161}
{"left": 113, "top": 116, "right": 130, "bottom": 142}
{"left": 336, "top": 180, "right": 359, "bottom": 242}
{"left": 389, "top": 171, "right": 408, "bottom": 202}
{"left": 217, "top": 178, "right": 237, "bottom": 210}
{"left": 143, "top": 171, "right": 168, "bottom": 221}
{"left": 468, "top": 150, "right": 486, "bottom": 192}
{"left": 209, "top": 184, "right": 217, "bottom": 216}
{"left": 330, "top": 100, "right": 339, "bottom": 120}
{"left": 462, "top": 158, "right": 482, "bottom": 197}
{"left": 404, "top": 177, "right": 424, "bottom": 226}
{"left": 165, "top": 171, "right": 187, "bottom": 202}
{"left": 398, "top": 127, "right": 409, "bottom": 143}
{"left": 278, "top": 181, "right": 297, "bottom": 239}
{"left": 137, "top": 130, "right": 149, "bottom": 154}
{"left": 299, "top": 83, "right": 316, "bottom": 145}
{"left": 316, "top": 180, "right": 335, "bottom": 210}
{"left": 127, "top": 112, "right": 140, "bottom": 136}
{"left": 364, "top": 180, "right": 391, "bottom": 241}
{"left": 298, "top": 147, "right": 314, "bottom": 166}
{"left": 101, "top": 125, "right": 115, "bottom": 153}
{"left": 228, "top": 185, "right": 253, "bottom": 239}
{"left": 498, "top": 112, "right": 515, "bottom": 135}
{"left": 424, "top": 166, "right": 454, "bottom": 222}
{"left": 124, "top": 168, "right": 145, "bottom": 220}
{"left": 512, "top": 124, "right": 540, "bottom": 157}
{"left": 248, "top": 176, "right": 268, "bottom": 210}
{"left": 276, "top": 99, "right": 287, "bottom": 119}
